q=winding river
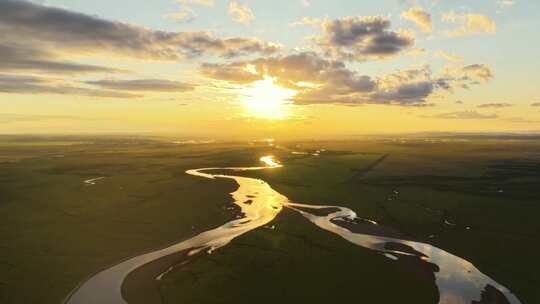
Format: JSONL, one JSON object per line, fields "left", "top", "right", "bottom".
{"left": 65, "top": 156, "right": 521, "bottom": 304}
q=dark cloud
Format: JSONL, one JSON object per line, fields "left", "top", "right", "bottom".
{"left": 0, "top": 0, "right": 280, "bottom": 61}
{"left": 317, "top": 16, "right": 414, "bottom": 60}
{"left": 427, "top": 111, "right": 498, "bottom": 119}
{"left": 0, "top": 43, "right": 121, "bottom": 74}
{"left": 530, "top": 102, "right": 540, "bottom": 107}
{"left": 477, "top": 103, "right": 512, "bottom": 108}
{"left": 0, "top": 74, "right": 141, "bottom": 98}
{"left": 292, "top": 64, "right": 466, "bottom": 106}
{"left": 200, "top": 52, "right": 491, "bottom": 106}
{"left": 86, "top": 79, "right": 195, "bottom": 92}
{"left": 370, "top": 81, "right": 434, "bottom": 105}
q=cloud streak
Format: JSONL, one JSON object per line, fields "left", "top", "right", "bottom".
{"left": 0, "top": 113, "right": 105, "bottom": 124}
{"left": 477, "top": 103, "right": 512, "bottom": 108}
{"left": 289, "top": 17, "right": 323, "bottom": 27}
{"left": 435, "top": 50, "right": 463, "bottom": 62}
{"left": 0, "top": 74, "right": 141, "bottom": 98}
{"left": 0, "top": 43, "right": 121, "bottom": 74}
{"left": 427, "top": 111, "right": 498, "bottom": 119}
{"left": 86, "top": 79, "right": 195, "bottom": 92}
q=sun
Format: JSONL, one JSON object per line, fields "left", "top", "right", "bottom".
{"left": 240, "top": 76, "right": 297, "bottom": 119}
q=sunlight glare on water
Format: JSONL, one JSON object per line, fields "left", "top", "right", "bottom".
{"left": 259, "top": 155, "right": 282, "bottom": 168}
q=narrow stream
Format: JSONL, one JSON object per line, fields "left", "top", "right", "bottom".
{"left": 65, "top": 156, "right": 521, "bottom": 304}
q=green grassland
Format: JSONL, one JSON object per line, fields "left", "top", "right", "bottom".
{"left": 0, "top": 136, "right": 538, "bottom": 303}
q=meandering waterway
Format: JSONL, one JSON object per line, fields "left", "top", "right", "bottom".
{"left": 65, "top": 156, "right": 521, "bottom": 304}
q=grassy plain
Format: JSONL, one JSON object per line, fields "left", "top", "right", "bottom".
{"left": 0, "top": 136, "right": 538, "bottom": 303}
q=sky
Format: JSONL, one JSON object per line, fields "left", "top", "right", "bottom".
{"left": 1, "top": 0, "right": 540, "bottom": 139}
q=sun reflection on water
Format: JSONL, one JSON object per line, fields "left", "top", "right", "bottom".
{"left": 259, "top": 155, "right": 281, "bottom": 168}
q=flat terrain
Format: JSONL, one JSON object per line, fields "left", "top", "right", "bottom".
{"left": 0, "top": 136, "right": 538, "bottom": 303}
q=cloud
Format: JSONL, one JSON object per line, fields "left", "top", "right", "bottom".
{"left": 505, "top": 117, "right": 540, "bottom": 123}
{"left": 200, "top": 52, "right": 491, "bottom": 106}
{"left": 165, "top": 0, "right": 215, "bottom": 23}
{"left": 228, "top": 1, "right": 255, "bottom": 25}
{"left": 316, "top": 16, "right": 415, "bottom": 60}
{"left": 435, "top": 50, "right": 463, "bottom": 62}
{"left": 370, "top": 81, "right": 434, "bottom": 105}
{"left": 401, "top": 7, "right": 432, "bottom": 33}
{"left": 215, "top": 38, "right": 281, "bottom": 58}
{"left": 365, "top": 67, "right": 443, "bottom": 106}
{"left": 176, "top": 0, "right": 214, "bottom": 6}
{"left": 442, "top": 11, "right": 496, "bottom": 37}
{"left": 200, "top": 62, "right": 264, "bottom": 84}
{"left": 461, "top": 64, "right": 493, "bottom": 82}
{"left": 86, "top": 79, "right": 195, "bottom": 92}
{"left": 0, "top": 113, "right": 103, "bottom": 124}
{"left": 164, "top": 9, "right": 197, "bottom": 23}
{"left": 531, "top": 102, "right": 540, "bottom": 107}
{"left": 0, "top": 0, "right": 278, "bottom": 61}
{"left": 477, "top": 102, "right": 512, "bottom": 108}
{"left": 0, "top": 43, "right": 121, "bottom": 74}
{"left": 202, "top": 52, "right": 375, "bottom": 92}
{"left": 439, "top": 64, "right": 493, "bottom": 89}
{"left": 0, "top": 74, "right": 141, "bottom": 98}
{"left": 427, "top": 111, "right": 498, "bottom": 119}
{"left": 289, "top": 17, "right": 323, "bottom": 27}
{"left": 497, "top": 0, "right": 515, "bottom": 13}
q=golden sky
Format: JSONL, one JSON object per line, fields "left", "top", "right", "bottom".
{"left": 1, "top": 0, "right": 539, "bottom": 138}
